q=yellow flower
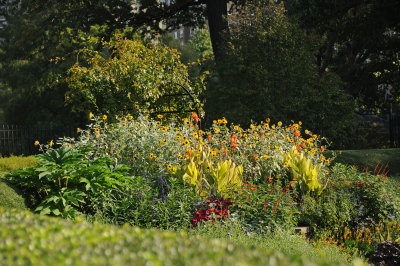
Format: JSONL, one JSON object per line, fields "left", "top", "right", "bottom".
{"left": 95, "top": 128, "right": 100, "bottom": 133}
{"left": 103, "top": 114, "right": 107, "bottom": 120}
{"left": 263, "top": 155, "right": 269, "bottom": 159}
{"left": 89, "top": 112, "right": 93, "bottom": 119}
{"left": 156, "top": 121, "right": 162, "bottom": 126}
{"left": 275, "top": 146, "right": 281, "bottom": 151}
{"left": 149, "top": 153, "right": 154, "bottom": 159}
{"left": 155, "top": 158, "right": 159, "bottom": 162}
{"left": 266, "top": 118, "right": 271, "bottom": 122}
{"left": 77, "top": 128, "right": 80, "bottom": 133}
{"left": 49, "top": 140, "right": 54, "bottom": 147}
{"left": 161, "top": 126, "right": 168, "bottom": 132}
{"left": 305, "top": 129, "right": 309, "bottom": 135}
{"left": 234, "top": 125, "right": 239, "bottom": 131}
{"left": 313, "top": 134, "right": 317, "bottom": 139}
{"left": 222, "top": 118, "right": 228, "bottom": 124}
{"left": 177, "top": 135, "right": 181, "bottom": 140}
{"left": 264, "top": 123, "right": 269, "bottom": 129}
{"left": 326, "top": 160, "right": 330, "bottom": 165}
{"left": 299, "top": 121, "right": 302, "bottom": 125}
{"left": 211, "top": 150, "right": 218, "bottom": 157}
{"left": 199, "top": 130, "right": 205, "bottom": 135}
{"left": 183, "top": 139, "right": 189, "bottom": 146}
{"left": 34, "top": 140, "right": 39, "bottom": 146}
{"left": 218, "top": 119, "right": 223, "bottom": 124}
{"left": 193, "top": 132, "right": 198, "bottom": 138}
{"left": 222, "top": 140, "right": 227, "bottom": 145}
{"left": 213, "top": 120, "right": 217, "bottom": 124}
{"left": 214, "top": 128, "right": 219, "bottom": 134}
{"left": 157, "top": 114, "right": 164, "bottom": 119}
{"left": 278, "top": 121, "right": 282, "bottom": 127}
{"left": 178, "top": 154, "right": 183, "bottom": 159}
{"left": 167, "top": 164, "right": 173, "bottom": 171}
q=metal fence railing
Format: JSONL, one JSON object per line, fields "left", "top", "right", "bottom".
{"left": 0, "top": 125, "right": 78, "bottom": 156}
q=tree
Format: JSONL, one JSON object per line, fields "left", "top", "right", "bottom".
{"left": 66, "top": 36, "right": 204, "bottom": 118}
{"left": 204, "top": 1, "right": 359, "bottom": 148}
{"left": 287, "top": 0, "right": 400, "bottom": 112}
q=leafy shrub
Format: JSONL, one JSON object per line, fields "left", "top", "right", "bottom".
{"left": 192, "top": 198, "right": 232, "bottom": 226}
{"left": 66, "top": 36, "right": 204, "bottom": 119}
{"left": 55, "top": 111, "right": 331, "bottom": 231}
{"left": 0, "top": 207, "right": 362, "bottom": 266}
{"left": 230, "top": 179, "right": 299, "bottom": 233}
{"left": 300, "top": 163, "right": 400, "bottom": 239}
{"left": 5, "top": 146, "right": 132, "bottom": 218}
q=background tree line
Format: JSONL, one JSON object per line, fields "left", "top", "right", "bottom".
{"left": 0, "top": 0, "right": 399, "bottom": 149}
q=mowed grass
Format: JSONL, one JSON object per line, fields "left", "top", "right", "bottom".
{"left": 0, "top": 155, "right": 37, "bottom": 173}
{"left": 327, "top": 148, "right": 400, "bottom": 177}
{"left": 0, "top": 155, "right": 35, "bottom": 210}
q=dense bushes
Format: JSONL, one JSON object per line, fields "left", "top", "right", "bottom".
{"left": 2, "top": 207, "right": 345, "bottom": 266}
{"left": 3, "top": 111, "right": 400, "bottom": 261}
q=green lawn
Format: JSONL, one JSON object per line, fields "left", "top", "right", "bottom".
{"left": 328, "top": 148, "right": 400, "bottom": 177}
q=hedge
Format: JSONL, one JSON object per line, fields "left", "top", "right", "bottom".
{"left": 0, "top": 207, "right": 363, "bottom": 265}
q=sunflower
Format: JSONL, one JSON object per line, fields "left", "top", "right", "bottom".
{"left": 167, "top": 164, "right": 173, "bottom": 171}
{"left": 149, "top": 153, "right": 154, "bottom": 159}
{"left": 161, "top": 126, "right": 168, "bottom": 132}
{"left": 103, "top": 114, "right": 107, "bottom": 120}
{"left": 95, "top": 128, "right": 100, "bottom": 133}
{"left": 34, "top": 140, "right": 39, "bottom": 146}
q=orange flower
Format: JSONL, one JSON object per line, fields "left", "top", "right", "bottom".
{"left": 321, "top": 146, "right": 325, "bottom": 153}
{"left": 295, "top": 131, "right": 301, "bottom": 137}
{"left": 207, "top": 135, "right": 212, "bottom": 141}
{"left": 191, "top": 113, "right": 199, "bottom": 123}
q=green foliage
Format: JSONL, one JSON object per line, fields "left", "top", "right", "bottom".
{"left": 190, "top": 224, "right": 363, "bottom": 266}
{"left": 66, "top": 36, "right": 204, "bottom": 119}
{"left": 204, "top": 1, "right": 359, "bottom": 149}
{"left": 0, "top": 155, "right": 37, "bottom": 172}
{"left": 5, "top": 147, "right": 132, "bottom": 218}
{"left": 283, "top": 146, "right": 328, "bottom": 195}
{"left": 175, "top": 151, "right": 244, "bottom": 199}
{"left": 1, "top": 207, "right": 365, "bottom": 266}
{"left": 0, "top": 181, "right": 28, "bottom": 210}
{"left": 299, "top": 164, "right": 400, "bottom": 236}
{"left": 289, "top": 0, "right": 400, "bottom": 110}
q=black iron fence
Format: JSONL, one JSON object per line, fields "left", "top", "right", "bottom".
{"left": 390, "top": 112, "right": 400, "bottom": 148}
{"left": 0, "top": 125, "right": 78, "bottom": 156}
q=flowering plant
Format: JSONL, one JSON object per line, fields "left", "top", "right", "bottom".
{"left": 192, "top": 198, "right": 232, "bottom": 227}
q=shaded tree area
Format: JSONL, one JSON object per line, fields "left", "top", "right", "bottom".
{"left": 1, "top": 0, "right": 399, "bottom": 148}
{"left": 287, "top": 0, "right": 400, "bottom": 112}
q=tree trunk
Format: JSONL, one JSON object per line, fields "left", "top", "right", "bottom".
{"left": 205, "top": 0, "right": 229, "bottom": 63}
